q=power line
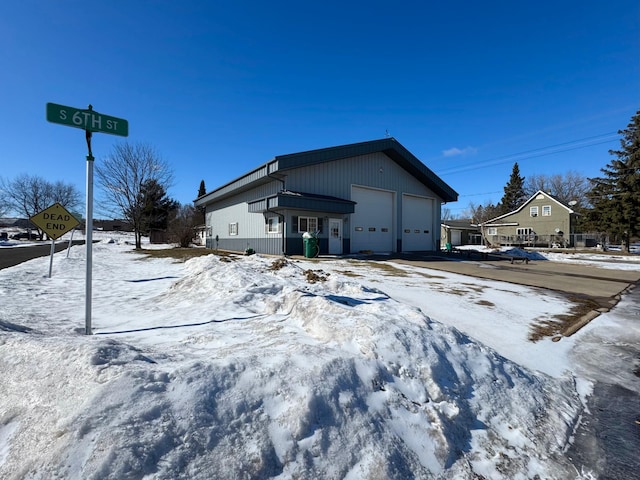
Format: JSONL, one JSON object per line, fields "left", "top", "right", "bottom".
{"left": 458, "top": 190, "right": 503, "bottom": 197}
{"left": 436, "top": 132, "right": 620, "bottom": 176}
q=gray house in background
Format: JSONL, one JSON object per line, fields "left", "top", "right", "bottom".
{"left": 194, "top": 138, "right": 458, "bottom": 256}
{"left": 440, "top": 219, "right": 481, "bottom": 248}
{"left": 479, "top": 190, "right": 579, "bottom": 247}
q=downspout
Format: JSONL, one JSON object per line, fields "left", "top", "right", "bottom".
{"left": 267, "top": 169, "right": 286, "bottom": 256}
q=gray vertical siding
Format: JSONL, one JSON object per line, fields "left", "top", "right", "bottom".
{"left": 284, "top": 152, "right": 432, "bottom": 199}
{"left": 204, "top": 151, "right": 445, "bottom": 255}
{"left": 285, "top": 153, "right": 441, "bottom": 250}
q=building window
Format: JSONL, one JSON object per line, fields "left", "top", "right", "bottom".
{"left": 291, "top": 216, "right": 322, "bottom": 233}
{"left": 542, "top": 205, "right": 551, "bottom": 216}
{"left": 487, "top": 227, "right": 497, "bottom": 235}
{"left": 530, "top": 206, "right": 539, "bottom": 217}
{"left": 298, "top": 216, "right": 318, "bottom": 233}
{"left": 229, "top": 222, "right": 238, "bottom": 236}
{"left": 266, "top": 217, "right": 280, "bottom": 234}
{"left": 516, "top": 228, "right": 534, "bottom": 235}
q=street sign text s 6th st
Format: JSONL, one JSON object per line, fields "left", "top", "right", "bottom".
{"left": 46, "top": 102, "right": 128, "bottom": 137}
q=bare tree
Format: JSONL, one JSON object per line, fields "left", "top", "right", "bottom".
{"left": 0, "top": 177, "right": 8, "bottom": 217}
{"left": 462, "top": 201, "right": 502, "bottom": 224}
{"left": 441, "top": 207, "right": 454, "bottom": 221}
{"left": 524, "top": 171, "right": 591, "bottom": 209}
{"left": 168, "top": 204, "right": 199, "bottom": 247}
{"left": 1, "top": 174, "right": 81, "bottom": 237}
{"left": 96, "top": 142, "right": 173, "bottom": 249}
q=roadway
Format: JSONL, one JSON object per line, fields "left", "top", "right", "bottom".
{"left": 0, "top": 240, "right": 86, "bottom": 270}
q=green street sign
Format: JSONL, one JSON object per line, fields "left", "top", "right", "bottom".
{"left": 46, "top": 102, "right": 128, "bottom": 137}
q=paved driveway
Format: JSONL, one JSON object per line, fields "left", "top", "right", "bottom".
{"left": 387, "top": 253, "right": 640, "bottom": 311}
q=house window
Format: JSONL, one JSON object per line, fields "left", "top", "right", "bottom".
{"left": 266, "top": 217, "right": 280, "bottom": 234}
{"left": 530, "top": 206, "right": 539, "bottom": 217}
{"left": 542, "top": 205, "right": 551, "bottom": 216}
{"left": 298, "top": 216, "right": 318, "bottom": 233}
{"left": 516, "top": 228, "right": 534, "bottom": 236}
{"left": 229, "top": 222, "right": 238, "bottom": 236}
{"left": 487, "top": 227, "right": 497, "bottom": 235}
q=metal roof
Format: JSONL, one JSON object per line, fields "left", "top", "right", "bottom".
{"left": 248, "top": 190, "right": 356, "bottom": 214}
{"left": 194, "top": 138, "right": 458, "bottom": 206}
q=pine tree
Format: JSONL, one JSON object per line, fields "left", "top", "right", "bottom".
{"left": 587, "top": 109, "right": 640, "bottom": 252}
{"left": 138, "top": 179, "right": 179, "bottom": 233}
{"left": 197, "top": 179, "right": 207, "bottom": 224}
{"left": 499, "top": 162, "right": 526, "bottom": 214}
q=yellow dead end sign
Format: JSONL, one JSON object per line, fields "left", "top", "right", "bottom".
{"left": 30, "top": 203, "right": 80, "bottom": 240}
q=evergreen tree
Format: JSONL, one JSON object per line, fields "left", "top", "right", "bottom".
{"left": 197, "top": 179, "right": 206, "bottom": 224}
{"left": 587, "top": 109, "right": 640, "bottom": 252}
{"left": 138, "top": 179, "right": 179, "bottom": 233}
{"left": 499, "top": 162, "right": 526, "bottom": 214}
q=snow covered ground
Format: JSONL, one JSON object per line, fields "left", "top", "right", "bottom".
{"left": 0, "top": 233, "right": 638, "bottom": 479}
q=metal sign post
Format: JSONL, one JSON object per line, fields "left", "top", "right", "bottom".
{"left": 48, "top": 240, "right": 56, "bottom": 278}
{"left": 47, "top": 103, "right": 128, "bottom": 335}
{"left": 85, "top": 131, "right": 95, "bottom": 336}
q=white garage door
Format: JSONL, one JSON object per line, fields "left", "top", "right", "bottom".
{"left": 401, "top": 194, "right": 434, "bottom": 251}
{"left": 351, "top": 186, "right": 394, "bottom": 253}
{"left": 451, "top": 230, "right": 462, "bottom": 246}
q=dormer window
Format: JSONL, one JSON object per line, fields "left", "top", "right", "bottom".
{"left": 530, "top": 206, "right": 539, "bottom": 217}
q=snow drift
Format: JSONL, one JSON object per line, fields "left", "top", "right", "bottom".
{"left": 0, "top": 240, "right": 584, "bottom": 479}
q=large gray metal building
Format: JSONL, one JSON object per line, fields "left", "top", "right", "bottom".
{"left": 194, "top": 138, "right": 458, "bottom": 256}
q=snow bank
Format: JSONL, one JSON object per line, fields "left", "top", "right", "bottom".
{"left": 0, "top": 244, "right": 585, "bottom": 479}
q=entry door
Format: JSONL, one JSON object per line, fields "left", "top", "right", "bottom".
{"left": 328, "top": 218, "right": 342, "bottom": 254}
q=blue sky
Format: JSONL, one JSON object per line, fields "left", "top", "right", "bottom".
{"left": 1, "top": 1, "right": 638, "bottom": 218}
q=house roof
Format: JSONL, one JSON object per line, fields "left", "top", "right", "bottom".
{"left": 194, "top": 138, "right": 458, "bottom": 206}
{"left": 480, "top": 190, "right": 576, "bottom": 226}
{"left": 441, "top": 219, "right": 479, "bottom": 230}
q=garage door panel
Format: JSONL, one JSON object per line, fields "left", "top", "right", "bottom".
{"left": 351, "top": 187, "right": 394, "bottom": 253}
{"left": 402, "top": 194, "right": 433, "bottom": 251}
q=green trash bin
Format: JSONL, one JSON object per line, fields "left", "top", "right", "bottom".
{"left": 303, "top": 232, "right": 318, "bottom": 258}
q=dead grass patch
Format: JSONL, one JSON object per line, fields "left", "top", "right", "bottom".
{"left": 346, "top": 261, "right": 446, "bottom": 279}
{"left": 346, "top": 261, "right": 410, "bottom": 277}
{"left": 268, "top": 258, "right": 289, "bottom": 270}
{"left": 338, "top": 270, "right": 363, "bottom": 278}
{"left": 304, "top": 269, "right": 329, "bottom": 283}
{"left": 528, "top": 296, "right": 601, "bottom": 342}
{"left": 463, "top": 283, "right": 486, "bottom": 293}
{"left": 414, "top": 271, "right": 447, "bottom": 280}
{"left": 447, "top": 288, "right": 469, "bottom": 296}
{"left": 475, "top": 300, "right": 495, "bottom": 307}
{"left": 133, "top": 248, "right": 232, "bottom": 263}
